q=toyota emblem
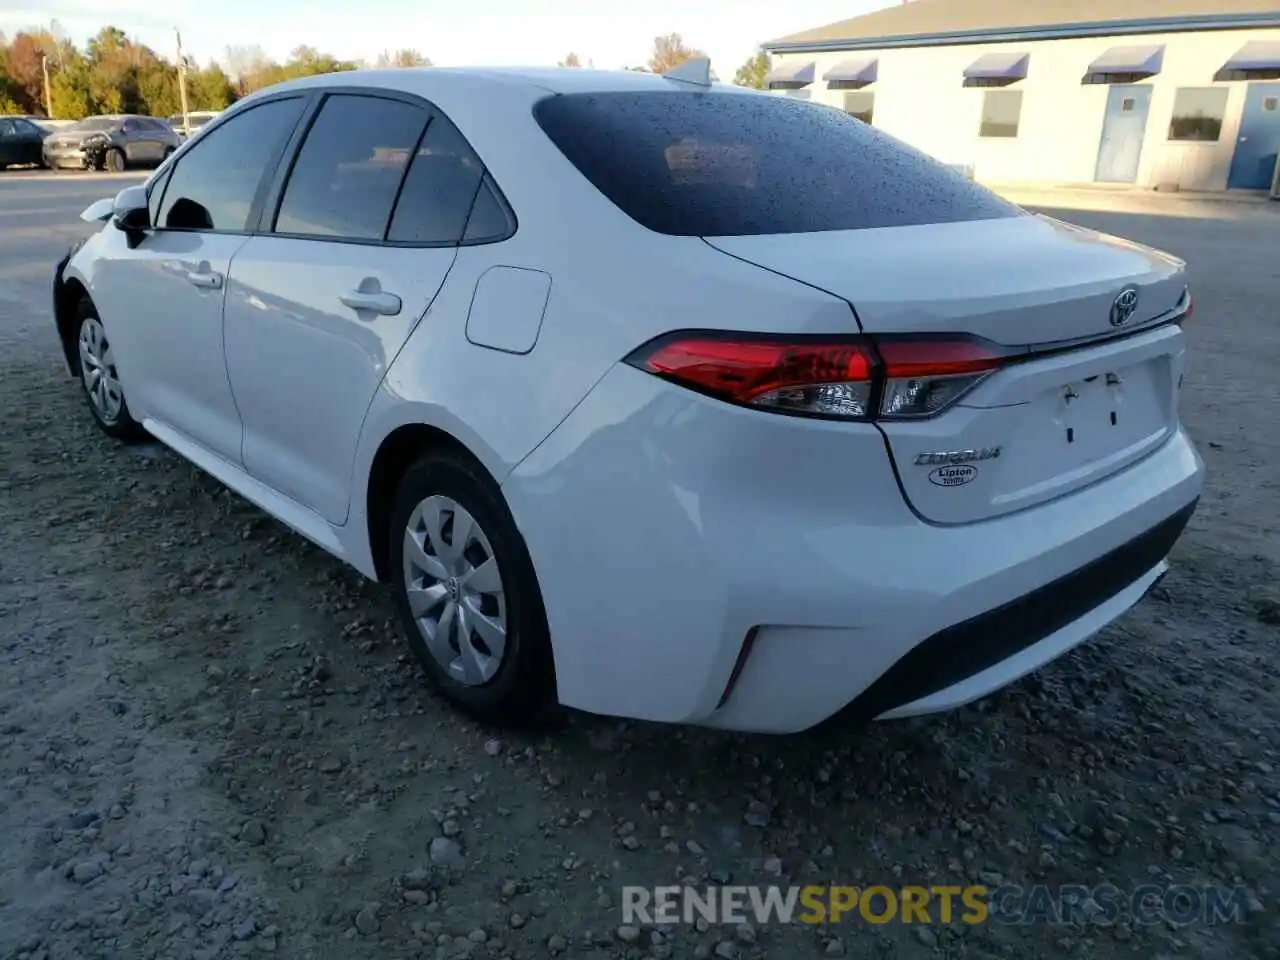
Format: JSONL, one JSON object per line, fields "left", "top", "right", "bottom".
{"left": 1110, "top": 286, "right": 1140, "bottom": 326}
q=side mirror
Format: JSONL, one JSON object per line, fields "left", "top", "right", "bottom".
{"left": 112, "top": 185, "right": 150, "bottom": 248}
{"left": 112, "top": 185, "right": 150, "bottom": 233}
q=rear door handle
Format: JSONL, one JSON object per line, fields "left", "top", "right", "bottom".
{"left": 186, "top": 271, "right": 222, "bottom": 289}
{"left": 340, "top": 290, "right": 402, "bottom": 316}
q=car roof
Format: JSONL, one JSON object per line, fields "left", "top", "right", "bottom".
{"left": 254, "top": 65, "right": 762, "bottom": 102}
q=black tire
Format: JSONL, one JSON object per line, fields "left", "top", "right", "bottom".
{"left": 104, "top": 148, "right": 126, "bottom": 173}
{"left": 389, "top": 449, "right": 556, "bottom": 726}
{"left": 73, "top": 297, "right": 146, "bottom": 442}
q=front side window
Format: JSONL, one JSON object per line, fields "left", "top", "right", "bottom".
{"left": 1167, "top": 87, "right": 1229, "bottom": 142}
{"left": 533, "top": 91, "right": 1019, "bottom": 237}
{"left": 979, "top": 90, "right": 1022, "bottom": 138}
{"left": 157, "top": 96, "right": 306, "bottom": 232}
{"left": 843, "top": 91, "right": 875, "bottom": 125}
{"left": 275, "top": 94, "right": 427, "bottom": 240}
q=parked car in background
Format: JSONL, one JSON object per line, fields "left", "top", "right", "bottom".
{"left": 0, "top": 116, "right": 50, "bottom": 168}
{"left": 167, "top": 111, "right": 221, "bottom": 142}
{"left": 42, "top": 115, "right": 181, "bottom": 172}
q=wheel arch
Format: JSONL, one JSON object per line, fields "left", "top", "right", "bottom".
{"left": 55, "top": 274, "right": 91, "bottom": 376}
{"left": 363, "top": 422, "right": 500, "bottom": 583}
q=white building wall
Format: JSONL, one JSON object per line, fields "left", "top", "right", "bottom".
{"left": 769, "top": 27, "right": 1280, "bottom": 191}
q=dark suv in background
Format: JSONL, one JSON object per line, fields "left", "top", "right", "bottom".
{"left": 42, "top": 115, "right": 181, "bottom": 172}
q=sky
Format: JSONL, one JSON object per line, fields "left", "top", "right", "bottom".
{"left": 0, "top": 0, "right": 893, "bottom": 75}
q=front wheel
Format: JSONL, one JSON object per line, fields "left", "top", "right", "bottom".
{"left": 104, "top": 148, "right": 126, "bottom": 173}
{"left": 389, "top": 450, "right": 556, "bottom": 726}
{"left": 75, "top": 297, "right": 145, "bottom": 441}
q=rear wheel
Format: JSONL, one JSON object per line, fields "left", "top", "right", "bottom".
{"left": 75, "top": 297, "right": 145, "bottom": 441}
{"left": 104, "top": 148, "right": 125, "bottom": 173}
{"left": 389, "top": 450, "right": 555, "bottom": 726}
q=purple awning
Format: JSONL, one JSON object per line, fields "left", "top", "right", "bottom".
{"left": 1218, "top": 41, "right": 1280, "bottom": 79}
{"left": 823, "top": 58, "right": 878, "bottom": 88}
{"left": 963, "top": 52, "right": 1029, "bottom": 85}
{"left": 1083, "top": 45, "right": 1165, "bottom": 83}
{"left": 765, "top": 60, "right": 816, "bottom": 89}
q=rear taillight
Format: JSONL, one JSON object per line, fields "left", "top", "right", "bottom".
{"left": 625, "top": 332, "right": 1007, "bottom": 421}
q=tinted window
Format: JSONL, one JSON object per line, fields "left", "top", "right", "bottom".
{"left": 386, "top": 116, "right": 485, "bottom": 244}
{"left": 276, "top": 94, "right": 426, "bottom": 240}
{"left": 15, "top": 119, "right": 41, "bottom": 135}
{"left": 0, "top": 120, "right": 14, "bottom": 137}
{"left": 463, "top": 175, "right": 513, "bottom": 243}
{"left": 979, "top": 90, "right": 1022, "bottom": 138}
{"left": 158, "top": 97, "right": 305, "bottom": 232}
{"left": 1167, "top": 87, "right": 1228, "bottom": 142}
{"left": 533, "top": 92, "right": 1019, "bottom": 237}
{"left": 843, "top": 91, "right": 875, "bottom": 125}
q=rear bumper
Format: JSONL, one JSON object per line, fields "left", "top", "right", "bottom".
{"left": 503, "top": 363, "right": 1204, "bottom": 733}
{"left": 846, "top": 497, "right": 1195, "bottom": 721}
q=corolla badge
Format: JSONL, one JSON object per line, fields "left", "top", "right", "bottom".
{"left": 914, "top": 447, "right": 1001, "bottom": 466}
{"left": 1110, "top": 285, "right": 1140, "bottom": 327}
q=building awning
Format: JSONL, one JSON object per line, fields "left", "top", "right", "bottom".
{"left": 823, "top": 57, "right": 878, "bottom": 89}
{"left": 962, "top": 52, "right": 1029, "bottom": 86}
{"left": 1082, "top": 45, "right": 1165, "bottom": 84}
{"left": 765, "top": 60, "right": 816, "bottom": 89}
{"left": 1216, "top": 41, "right": 1280, "bottom": 81}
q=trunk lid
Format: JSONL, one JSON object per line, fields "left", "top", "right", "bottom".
{"left": 706, "top": 214, "right": 1189, "bottom": 524}
{"left": 704, "top": 214, "right": 1186, "bottom": 345}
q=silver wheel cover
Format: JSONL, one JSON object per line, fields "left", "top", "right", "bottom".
{"left": 402, "top": 495, "right": 508, "bottom": 686}
{"left": 78, "top": 316, "right": 124, "bottom": 424}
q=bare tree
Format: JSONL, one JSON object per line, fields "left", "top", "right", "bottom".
{"left": 376, "top": 48, "right": 431, "bottom": 68}
{"left": 557, "top": 52, "right": 583, "bottom": 68}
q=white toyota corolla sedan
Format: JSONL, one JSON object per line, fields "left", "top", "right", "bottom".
{"left": 52, "top": 65, "right": 1203, "bottom": 733}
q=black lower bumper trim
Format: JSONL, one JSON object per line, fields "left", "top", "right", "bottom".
{"left": 845, "top": 497, "right": 1199, "bottom": 721}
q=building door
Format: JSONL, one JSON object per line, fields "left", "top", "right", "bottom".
{"left": 1227, "top": 83, "right": 1280, "bottom": 190}
{"left": 1095, "top": 85, "right": 1152, "bottom": 183}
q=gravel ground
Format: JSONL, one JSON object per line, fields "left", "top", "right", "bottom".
{"left": 2, "top": 173, "right": 1279, "bottom": 960}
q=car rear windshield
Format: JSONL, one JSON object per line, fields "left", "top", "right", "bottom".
{"left": 532, "top": 91, "right": 1021, "bottom": 237}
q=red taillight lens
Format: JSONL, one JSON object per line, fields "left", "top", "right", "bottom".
{"left": 626, "top": 332, "right": 1008, "bottom": 421}
{"left": 632, "top": 335, "right": 878, "bottom": 420}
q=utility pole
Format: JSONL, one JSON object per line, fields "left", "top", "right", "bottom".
{"left": 41, "top": 55, "right": 53, "bottom": 118}
{"left": 175, "top": 28, "right": 191, "bottom": 138}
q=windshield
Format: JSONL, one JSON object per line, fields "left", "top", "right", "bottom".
{"left": 67, "top": 117, "right": 121, "bottom": 133}
{"left": 533, "top": 91, "right": 1021, "bottom": 237}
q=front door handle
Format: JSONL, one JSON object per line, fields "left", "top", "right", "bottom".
{"left": 340, "top": 290, "right": 402, "bottom": 317}
{"left": 186, "top": 271, "right": 222, "bottom": 289}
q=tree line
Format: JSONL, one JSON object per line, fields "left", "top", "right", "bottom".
{"left": 1, "top": 24, "right": 770, "bottom": 121}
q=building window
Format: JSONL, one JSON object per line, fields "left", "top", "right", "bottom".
{"left": 1167, "top": 87, "right": 1229, "bottom": 142}
{"left": 979, "top": 89, "right": 1022, "bottom": 138}
{"left": 843, "top": 91, "right": 875, "bottom": 124}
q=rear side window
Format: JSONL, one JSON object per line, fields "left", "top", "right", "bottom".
{"left": 385, "top": 116, "right": 486, "bottom": 244}
{"left": 275, "top": 94, "right": 427, "bottom": 241}
{"left": 533, "top": 91, "right": 1021, "bottom": 236}
{"left": 158, "top": 97, "right": 306, "bottom": 232}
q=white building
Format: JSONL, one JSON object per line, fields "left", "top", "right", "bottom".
{"left": 763, "top": 0, "right": 1280, "bottom": 192}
